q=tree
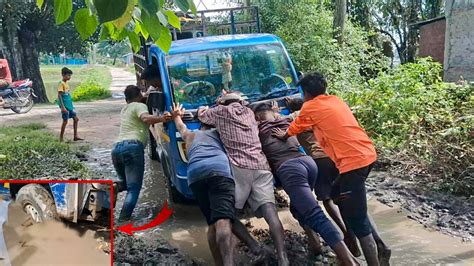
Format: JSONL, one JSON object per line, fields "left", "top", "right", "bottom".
{"left": 333, "top": 0, "right": 346, "bottom": 44}
{"left": 97, "top": 41, "right": 131, "bottom": 65}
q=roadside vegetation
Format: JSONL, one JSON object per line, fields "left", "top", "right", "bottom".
{"left": 0, "top": 123, "right": 89, "bottom": 179}
{"left": 262, "top": 2, "right": 473, "bottom": 197}
{"left": 40, "top": 65, "right": 112, "bottom": 102}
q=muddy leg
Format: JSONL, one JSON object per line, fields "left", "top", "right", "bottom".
{"left": 359, "top": 234, "right": 379, "bottom": 266}
{"left": 232, "top": 219, "right": 265, "bottom": 255}
{"left": 215, "top": 219, "right": 234, "bottom": 266}
{"left": 323, "top": 199, "right": 361, "bottom": 257}
{"left": 60, "top": 120, "right": 68, "bottom": 142}
{"left": 208, "top": 224, "right": 224, "bottom": 266}
{"left": 368, "top": 215, "right": 391, "bottom": 266}
{"left": 258, "top": 203, "right": 289, "bottom": 266}
{"left": 303, "top": 226, "right": 323, "bottom": 255}
{"left": 73, "top": 116, "right": 83, "bottom": 141}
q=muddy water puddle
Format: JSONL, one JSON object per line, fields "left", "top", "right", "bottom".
{"left": 89, "top": 147, "right": 474, "bottom": 265}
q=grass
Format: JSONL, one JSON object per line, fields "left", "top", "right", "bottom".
{"left": 0, "top": 123, "right": 90, "bottom": 179}
{"left": 41, "top": 65, "right": 112, "bottom": 103}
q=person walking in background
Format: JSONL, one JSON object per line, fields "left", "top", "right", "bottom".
{"left": 273, "top": 72, "right": 390, "bottom": 266}
{"left": 172, "top": 102, "right": 235, "bottom": 266}
{"left": 57, "top": 67, "right": 83, "bottom": 142}
{"left": 112, "top": 85, "right": 172, "bottom": 221}
{"left": 198, "top": 93, "right": 289, "bottom": 266}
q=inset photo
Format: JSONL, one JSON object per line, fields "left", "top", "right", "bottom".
{"left": 0, "top": 180, "right": 113, "bottom": 266}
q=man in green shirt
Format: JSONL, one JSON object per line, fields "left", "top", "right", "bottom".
{"left": 112, "top": 85, "right": 172, "bottom": 221}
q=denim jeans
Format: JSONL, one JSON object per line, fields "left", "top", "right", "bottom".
{"left": 276, "top": 156, "right": 343, "bottom": 247}
{"left": 112, "top": 140, "right": 145, "bottom": 220}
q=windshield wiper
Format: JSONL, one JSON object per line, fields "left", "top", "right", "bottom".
{"left": 257, "top": 88, "right": 298, "bottom": 101}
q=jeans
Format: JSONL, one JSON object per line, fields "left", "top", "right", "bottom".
{"left": 111, "top": 140, "right": 145, "bottom": 220}
{"left": 276, "top": 156, "right": 343, "bottom": 247}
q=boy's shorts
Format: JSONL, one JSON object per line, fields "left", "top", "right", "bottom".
{"left": 314, "top": 157, "right": 339, "bottom": 201}
{"left": 62, "top": 109, "right": 77, "bottom": 121}
{"left": 331, "top": 163, "right": 374, "bottom": 238}
{"left": 190, "top": 176, "right": 235, "bottom": 225}
{"left": 231, "top": 164, "right": 275, "bottom": 217}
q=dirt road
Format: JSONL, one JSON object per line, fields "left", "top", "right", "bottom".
{"left": 1, "top": 67, "right": 473, "bottom": 265}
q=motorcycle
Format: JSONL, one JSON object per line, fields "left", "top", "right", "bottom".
{"left": 0, "top": 79, "right": 36, "bottom": 114}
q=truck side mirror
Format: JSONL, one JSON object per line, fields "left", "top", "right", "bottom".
{"left": 297, "top": 71, "right": 304, "bottom": 79}
{"left": 147, "top": 91, "right": 165, "bottom": 116}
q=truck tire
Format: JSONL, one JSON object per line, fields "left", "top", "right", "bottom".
{"left": 16, "top": 184, "right": 58, "bottom": 223}
{"left": 160, "top": 152, "right": 186, "bottom": 205}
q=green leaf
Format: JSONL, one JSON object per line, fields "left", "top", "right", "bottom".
{"left": 113, "top": 0, "right": 134, "bottom": 28}
{"left": 157, "top": 11, "right": 168, "bottom": 26}
{"left": 164, "top": 10, "right": 180, "bottom": 30}
{"left": 54, "top": 0, "right": 73, "bottom": 25}
{"left": 188, "top": 0, "right": 197, "bottom": 15}
{"left": 74, "top": 8, "right": 99, "bottom": 40}
{"left": 174, "top": 0, "right": 189, "bottom": 13}
{"left": 155, "top": 25, "right": 172, "bottom": 53}
{"left": 141, "top": 11, "right": 161, "bottom": 40}
{"left": 93, "top": 0, "right": 129, "bottom": 23}
{"left": 99, "top": 25, "right": 110, "bottom": 41}
{"left": 36, "top": 0, "right": 44, "bottom": 9}
{"left": 139, "top": 0, "right": 158, "bottom": 15}
{"left": 127, "top": 31, "right": 141, "bottom": 53}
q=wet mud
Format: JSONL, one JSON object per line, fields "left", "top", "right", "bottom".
{"left": 3, "top": 202, "right": 110, "bottom": 265}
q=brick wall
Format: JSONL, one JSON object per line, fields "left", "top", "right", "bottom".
{"left": 419, "top": 19, "right": 446, "bottom": 64}
{"left": 444, "top": 0, "right": 474, "bottom": 81}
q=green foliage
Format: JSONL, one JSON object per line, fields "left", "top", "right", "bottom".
{"left": 269, "top": 3, "right": 389, "bottom": 92}
{"left": 71, "top": 81, "right": 111, "bottom": 101}
{"left": 0, "top": 124, "right": 89, "bottom": 179}
{"left": 37, "top": 0, "right": 197, "bottom": 53}
{"left": 335, "top": 58, "right": 474, "bottom": 196}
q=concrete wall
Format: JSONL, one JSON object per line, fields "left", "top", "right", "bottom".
{"left": 444, "top": 0, "right": 474, "bottom": 81}
{"left": 419, "top": 19, "right": 446, "bottom": 64}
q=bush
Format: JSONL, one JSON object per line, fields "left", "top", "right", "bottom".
{"left": 335, "top": 58, "right": 474, "bottom": 196}
{"left": 0, "top": 123, "right": 89, "bottom": 179}
{"left": 71, "top": 81, "right": 111, "bottom": 101}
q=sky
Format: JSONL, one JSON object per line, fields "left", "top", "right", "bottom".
{"left": 193, "top": 0, "right": 238, "bottom": 11}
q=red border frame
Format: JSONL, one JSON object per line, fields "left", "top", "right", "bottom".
{"left": 0, "top": 179, "right": 114, "bottom": 266}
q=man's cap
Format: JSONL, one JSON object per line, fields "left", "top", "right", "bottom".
{"left": 218, "top": 92, "right": 244, "bottom": 104}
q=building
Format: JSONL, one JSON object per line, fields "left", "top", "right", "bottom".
{"left": 415, "top": 0, "right": 474, "bottom": 82}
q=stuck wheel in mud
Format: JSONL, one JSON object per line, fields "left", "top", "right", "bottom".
{"left": 16, "top": 184, "right": 58, "bottom": 223}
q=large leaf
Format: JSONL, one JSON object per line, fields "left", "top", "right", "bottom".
{"left": 187, "top": 0, "right": 197, "bottom": 15}
{"left": 93, "top": 0, "right": 129, "bottom": 23}
{"left": 174, "top": 0, "right": 189, "bottom": 13}
{"left": 157, "top": 11, "right": 168, "bottom": 26}
{"left": 127, "top": 31, "right": 141, "bottom": 53}
{"left": 36, "top": 0, "right": 44, "bottom": 9}
{"left": 141, "top": 11, "right": 161, "bottom": 40}
{"left": 74, "top": 8, "right": 99, "bottom": 40}
{"left": 99, "top": 25, "right": 110, "bottom": 41}
{"left": 164, "top": 10, "right": 180, "bottom": 30}
{"left": 139, "top": 0, "right": 158, "bottom": 15}
{"left": 155, "top": 25, "right": 172, "bottom": 53}
{"left": 113, "top": 0, "right": 134, "bottom": 28}
{"left": 54, "top": 0, "right": 73, "bottom": 25}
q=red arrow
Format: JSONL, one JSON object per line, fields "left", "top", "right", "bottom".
{"left": 116, "top": 200, "right": 173, "bottom": 236}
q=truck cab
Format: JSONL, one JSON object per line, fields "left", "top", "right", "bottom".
{"left": 134, "top": 8, "right": 302, "bottom": 202}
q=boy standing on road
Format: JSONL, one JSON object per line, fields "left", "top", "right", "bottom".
{"left": 198, "top": 93, "right": 289, "bottom": 266}
{"left": 273, "top": 72, "right": 389, "bottom": 266}
{"left": 57, "top": 67, "right": 82, "bottom": 142}
{"left": 171, "top": 102, "right": 235, "bottom": 266}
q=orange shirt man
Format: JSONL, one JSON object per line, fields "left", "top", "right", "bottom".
{"left": 273, "top": 72, "right": 390, "bottom": 266}
{"left": 0, "top": 59, "right": 12, "bottom": 84}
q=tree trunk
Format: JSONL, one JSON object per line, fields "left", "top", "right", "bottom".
{"left": 333, "top": 0, "right": 346, "bottom": 44}
{"left": 406, "top": 0, "right": 421, "bottom": 63}
{"left": 18, "top": 26, "right": 48, "bottom": 103}
{"left": 113, "top": 57, "right": 117, "bottom": 65}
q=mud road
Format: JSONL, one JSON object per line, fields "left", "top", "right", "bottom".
{"left": 1, "top": 67, "right": 473, "bottom": 265}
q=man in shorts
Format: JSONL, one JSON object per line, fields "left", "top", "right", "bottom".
{"left": 198, "top": 93, "right": 289, "bottom": 266}
{"left": 172, "top": 102, "right": 234, "bottom": 265}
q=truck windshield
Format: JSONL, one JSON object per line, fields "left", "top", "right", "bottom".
{"left": 167, "top": 44, "right": 298, "bottom": 109}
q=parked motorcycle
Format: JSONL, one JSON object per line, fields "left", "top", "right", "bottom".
{"left": 0, "top": 79, "right": 36, "bottom": 114}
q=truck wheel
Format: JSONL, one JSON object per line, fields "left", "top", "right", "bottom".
{"left": 160, "top": 153, "right": 186, "bottom": 205}
{"left": 149, "top": 131, "right": 159, "bottom": 161}
{"left": 16, "top": 184, "right": 58, "bottom": 223}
